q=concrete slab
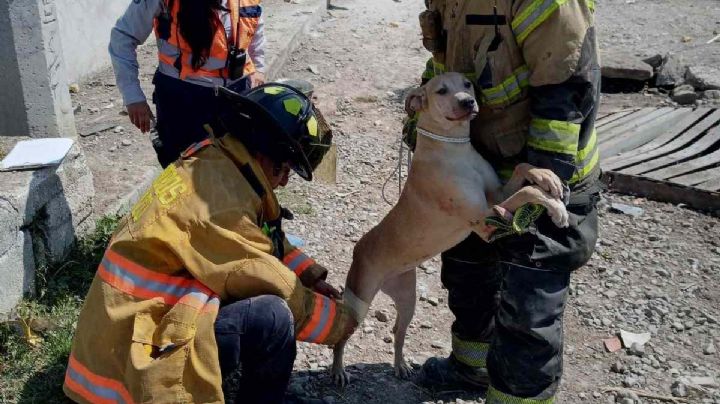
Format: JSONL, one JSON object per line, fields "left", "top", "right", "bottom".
{"left": 0, "top": 143, "right": 94, "bottom": 317}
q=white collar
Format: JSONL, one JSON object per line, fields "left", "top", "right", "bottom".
{"left": 416, "top": 127, "right": 471, "bottom": 144}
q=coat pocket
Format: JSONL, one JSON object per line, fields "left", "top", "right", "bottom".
{"left": 471, "top": 98, "right": 530, "bottom": 159}
{"left": 130, "top": 311, "right": 197, "bottom": 403}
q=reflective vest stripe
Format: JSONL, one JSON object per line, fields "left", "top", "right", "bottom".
{"left": 512, "top": 0, "right": 569, "bottom": 45}
{"left": 65, "top": 354, "right": 135, "bottom": 404}
{"left": 98, "top": 249, "right": 220, "bottom": 311}
{"left": 527, "top": 119, "right": 580, "bottom": 156}
{"left": 283, "top": 249, "right": 316, "bottom": 277}
{"left": 297, "top": 294, "right": 337, "bottom": 343}
{"left": 481, "top": 65, "right": 530, "bottom": 106}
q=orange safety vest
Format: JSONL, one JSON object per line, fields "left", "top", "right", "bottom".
{"left": 154, "top": 0, "right": 260, "bottom": 83}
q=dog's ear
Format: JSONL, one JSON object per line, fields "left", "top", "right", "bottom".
{"left": 405, "top": 87, "right": 427, "bottom": 115}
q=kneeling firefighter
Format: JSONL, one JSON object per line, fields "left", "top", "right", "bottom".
{"left": 63, "top": 83, "right": 356, "bottom": 404}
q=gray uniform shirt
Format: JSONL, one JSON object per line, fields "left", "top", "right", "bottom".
{"left": 109, "top": 0, "right": 266, "bottom": 106}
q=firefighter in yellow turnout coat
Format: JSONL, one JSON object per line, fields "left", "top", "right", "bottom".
{"left": 64, "top": 84, "right": 355, "bottom": 404}
{"left": 412, "top": 0, "right": 601, "bottom": 403}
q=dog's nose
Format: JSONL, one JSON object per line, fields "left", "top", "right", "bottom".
{"left": 460, "top": 98, "right": 476, "bottom": 110}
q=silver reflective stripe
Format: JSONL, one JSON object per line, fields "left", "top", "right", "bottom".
{"left": 157, "top": 62, "right": 246, "bottom": 88}
{"left": 158, "top": 40, "right": 227, "bottom": 70}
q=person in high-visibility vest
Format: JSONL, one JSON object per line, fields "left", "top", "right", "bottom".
{"left": 110, "top": 0, "right": 267, "bottom": 167}
{"left": 63, "top": 84, "right": 355, "bottom": 404}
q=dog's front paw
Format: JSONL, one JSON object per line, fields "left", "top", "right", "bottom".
{"left": 394, "top": 360, "right": 414, "bottom": 379}
{"left": 331, "top": 365, "right": 350, "bottom": 388}
{"left": 546, "top": 199, "right": 569, "bottom": 228}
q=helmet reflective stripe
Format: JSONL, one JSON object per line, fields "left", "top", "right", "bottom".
{"left": 307, "top": 116, "right": 318, "bottom": 137}
{"left": 283, "top": 98, "right": 303, "bottom": 116}
{"left": 263, "top": 86, "right": 286, "bottom": 95}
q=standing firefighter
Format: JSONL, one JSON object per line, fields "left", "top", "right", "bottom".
{"left": 63, "top": 84, "right": 355, "bottom": 404}
{"left": 410, "top": 0, "right": 601, "bottom": 402}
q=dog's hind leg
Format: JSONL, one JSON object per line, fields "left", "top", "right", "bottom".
{"left": 380, "top": 269, "right": 417, "bottom": 379}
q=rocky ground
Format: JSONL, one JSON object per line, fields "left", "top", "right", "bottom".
{"left": 61, "top": 0, "right": 720, "bottom": 403}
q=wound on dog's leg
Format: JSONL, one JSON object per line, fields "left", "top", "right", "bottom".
{"left": 343, "top": 288, "right": 370, "bottom": 322}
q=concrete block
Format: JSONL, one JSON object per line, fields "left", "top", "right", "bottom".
{"left": 0, "top": 230, "right": 34, "bottom": 321}
{"left": 0, "top": 143, "right": 94, "bottom": 316}
{"left": 0, "top": 0, "right": 76, "bottom": 137}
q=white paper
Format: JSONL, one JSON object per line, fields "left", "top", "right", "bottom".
{"left": 0, "top": 138, "right": 74, "bottom": 171}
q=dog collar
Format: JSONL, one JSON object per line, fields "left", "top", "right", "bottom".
{"left": 416, "top": 127, "right": 471, "bottom": 144}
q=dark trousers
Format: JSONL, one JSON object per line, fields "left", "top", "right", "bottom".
{"left": 442, "top": 197, "right": 599, "bottom": 400}
{"left": 214, "top": 295, "right": 296, "bottom": 404}
{"left": 152, "top": 71, "right": 250, "bottom": 167}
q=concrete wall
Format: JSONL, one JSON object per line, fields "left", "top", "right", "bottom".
{"left": 55, "top": 0, "right": 129, "bottom": 83}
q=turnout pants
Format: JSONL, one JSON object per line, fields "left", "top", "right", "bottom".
{"left": 152, "top": 71, "right": 250, "bottom": 168}
{"left": 215, "top": 295, "right": 296, "bottom": 404}
{"left": 442, "top": 196, "right": 598, "bottom": 402}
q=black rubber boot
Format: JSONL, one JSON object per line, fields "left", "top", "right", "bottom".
{"left": 418, "top": 355, "right": 489, "bottom": 391}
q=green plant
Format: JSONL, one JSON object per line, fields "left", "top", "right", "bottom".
{"left": 0, "top": 215, "right": 121, "bottom": 403}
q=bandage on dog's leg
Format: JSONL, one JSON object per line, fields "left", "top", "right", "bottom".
{"left": 343, "top": 288, "right": 370, "bottom": 322}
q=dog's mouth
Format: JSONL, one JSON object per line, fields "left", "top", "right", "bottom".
{"left": 445, "top": 110, "right": 478, "bottom": 121}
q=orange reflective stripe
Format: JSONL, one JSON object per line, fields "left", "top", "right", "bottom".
{"left": 283, "top": 249, "right": 316, "bottom": 277}
{"left": 181, "top": 139, "right": 213, "bottom": 158}
{"left": 98, "top": 249, "right": 219, "bottom": 311}
{"left": 65, "top": 354, "right": 135, "bottom": 404}
{"left": 297, "top": 294, "right": 337, "bottom": 344}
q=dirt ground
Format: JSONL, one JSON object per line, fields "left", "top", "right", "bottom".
{"left": 66, "top": 0, "right": 720, "bottom": 403}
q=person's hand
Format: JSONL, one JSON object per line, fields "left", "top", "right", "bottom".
{"left": 126, "top": 101, "right": 154, "bottom": 133}
{"left": 249, "top": 72, "right": 266, "bottom": 88}
{"left": 314, "top": 279, "right": 341, "bottom": 299}
{"left": 517, "top": 163, "right": 564, "bottom": 199}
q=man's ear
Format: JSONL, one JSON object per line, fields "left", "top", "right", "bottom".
{"left": 405, "top": 86, "right": 428, "bottom": 115}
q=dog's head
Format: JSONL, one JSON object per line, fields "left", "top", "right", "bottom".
{"left": 407, "top": 73, "right": 478, "bottom": 124}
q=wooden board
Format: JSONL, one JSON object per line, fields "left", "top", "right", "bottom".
{"left": 603, "top": 108, "right": 717, "bottom": 170}
{"left": 598, "top": 107, "right": 720, "bottom": 214}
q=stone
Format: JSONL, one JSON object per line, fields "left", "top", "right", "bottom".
{"left": 308, "top": 65, "right": 320, "bottom": 75}
{"left": 420, "top": 322, "right": 432, "bottom": 329}
{"left": 383, "top": 336, "right": 393, "bottom": 343}
{"left": 702, "top": 90, "right": 720, "bottom": 100}
{"left": 656, "top": 53, "right": 687, "bottom": 87}
{"left": 642, "top": 54, "right": 663, "bottom": 69}
{"left": 671, "top": 381, "right": 688, "bottom": 397}
{"left": 114, "top": 126, "right": 125, "bottom": 134}
{"left": 601, "top": 51, "right": 653, "bottom": 81}
{"left": 611, "top": 361, "right": 626, "bottom": 374}
{"left": 427, "top": 297, "right": 439, "bottom": 306}
{"left": 69, "top": 83, "right": 80, "bottom": 94}
{"left": 431, "top": 341, "right": 448, "bottom": 350}
{"left": 604, "top": 337, "right": 623, "bottom": 353}
{"left": 374, "top": 310, "right": 389, "bottom": 323}
{"left": 628, "top": 342, "right": 645, "bottom": 357}
{"left": 620, "top": 330, "right": 652, "bottom": 348}
{"left": 121, "top": 139, "right": 132, "bottom": 147}
{"left": 685, "top": 66, "right": 720, "bottom": 90}
{"left": 610, "top": 203, "right": 644, "bottom": 217}
{"left": 703, "top": 342, "right": 716, "bottom": 355}
{"left": 671, "top": 85, "right": 698, "bottom": 105}
{"left": 685, "top": 376, "right": 719, "bottom": 387}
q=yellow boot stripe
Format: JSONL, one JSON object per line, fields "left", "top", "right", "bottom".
{"left": 486, "top": 386, "right": 554, "bottom": 404}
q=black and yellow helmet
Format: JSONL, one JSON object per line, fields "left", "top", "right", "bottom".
{"left": 217, "top": 83, "right": 331, "bottom": 181}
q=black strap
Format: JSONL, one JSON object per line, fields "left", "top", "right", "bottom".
{"left": 465, "top": 14, "right": 507, "bottom": 25}
{"left": 239, "top": 163, "right": 266, "bottom": 198}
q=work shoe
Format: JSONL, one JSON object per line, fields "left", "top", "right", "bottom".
{"left": 417, "top": 355, "right": 489, "bottom": 391}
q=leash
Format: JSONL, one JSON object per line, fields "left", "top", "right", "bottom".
{"left": 416, "top": 127, "right": 471, "bottom": 144}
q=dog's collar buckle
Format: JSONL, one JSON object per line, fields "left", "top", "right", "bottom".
{"left": 416, "top": 127, "right": 471, "bottom": 144}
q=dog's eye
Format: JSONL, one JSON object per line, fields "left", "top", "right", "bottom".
{"left": 436, "top": 87, "right": 448, "bottom": 95}
{"left": 463, "top": 81, "right": 472, "bottom": 89}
